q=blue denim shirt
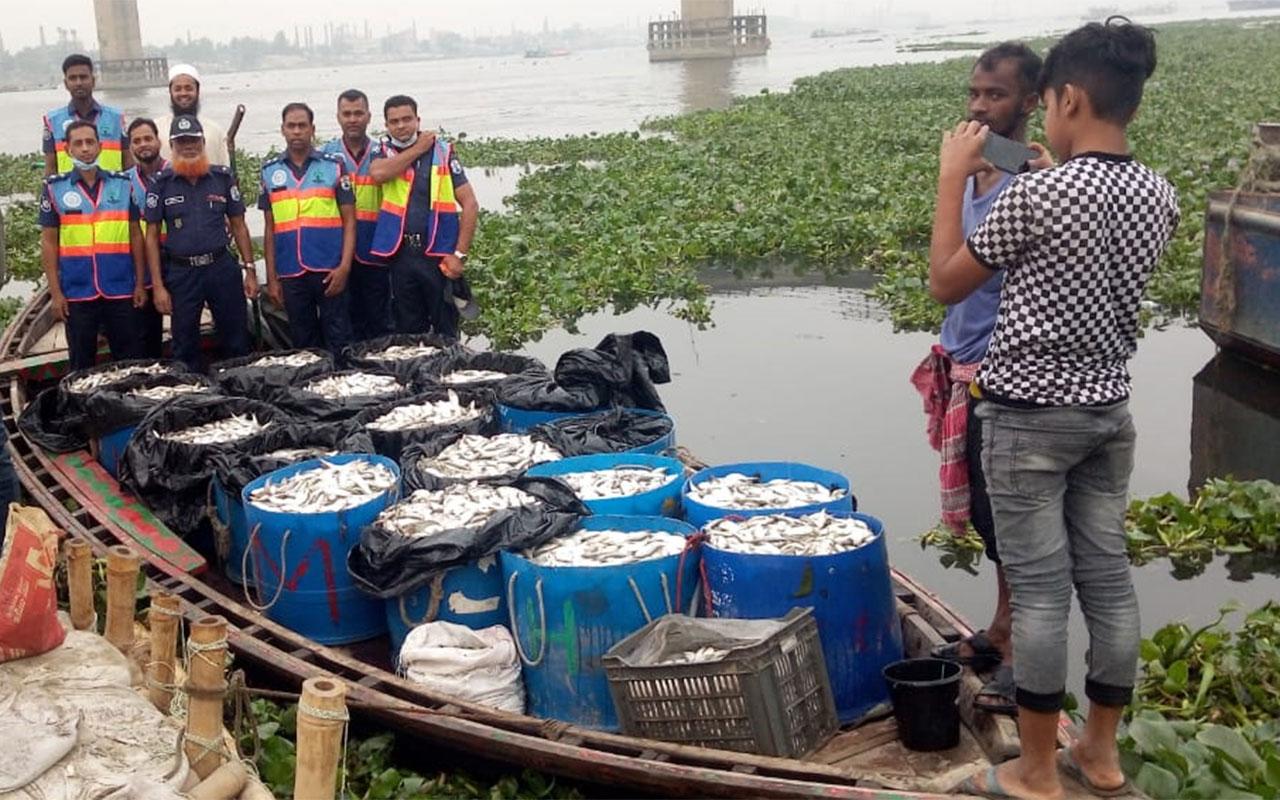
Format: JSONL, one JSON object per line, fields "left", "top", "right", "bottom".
{"left": 939, "top": 173, "right": 1012, "bottom": 364}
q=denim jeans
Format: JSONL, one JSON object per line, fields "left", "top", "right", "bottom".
{"left": 976, "top": 400, "right": 1140, "bottom": 713}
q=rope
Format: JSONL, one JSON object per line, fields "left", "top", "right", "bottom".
{"left": 398, "top": 570, "right": 447, "bottom": 629}
{"left": 298, "top": 700, "right": 351, "bottom": 800}
{"left": 627, "top": 576, "right": 653, "bottom": 624}
{"left": 506, "top": 572, "right": 546, "bottom": 667}
{"left": 182, "top": 730, "right": 234, "bottom": 772}
{"left": 675, "top": 531, "right": 707, "bottom": 615}
{"left": 660, "top": 572, "right": 672, "bottom": 615}
{"left": 242, "top": 526, "right": 290, "bottom": 613}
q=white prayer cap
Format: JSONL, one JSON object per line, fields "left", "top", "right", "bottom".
{"left": 168, "top": 63, "right": 200, "bottom": 84}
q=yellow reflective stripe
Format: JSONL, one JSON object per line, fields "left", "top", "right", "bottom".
{"left": 299, "top": 195, "right": 339, "bottom": 220}
{"left": 381, "top": 176, "right": 411, "bottom": 209}
{"left": 94, "top": 219, "right": 130, "bottom": 245}
{"left": 354, "top": 184, "right": 380, "bottom": 213}
{"left": 59, "top": 223, "right": 94, "bottom": 248}
{"left": 269, "top": 193, "right": 300, "bottom": 224}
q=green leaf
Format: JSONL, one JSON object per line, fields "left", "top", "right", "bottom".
{"left": 1164, "top": 660, "right": 1190, "bottom": 692}
{"left": 367, "top": 767, "right": 401, "bottom": 800}
{"left": 1135, "top": 763, "right": 1183, "bottom": 799}
{"left": 1130, "top": 716, "right": 1180, "bottom": 755}
{"left": 1198, "top": 725, "right": 1265, "bottom": 773}
{"left": 1264, "top": 754, "right": 1280, "bottom": 789}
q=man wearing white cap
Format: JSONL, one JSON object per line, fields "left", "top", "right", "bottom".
{"left": 156, "top": 64, "right": 230, "bottom": 166}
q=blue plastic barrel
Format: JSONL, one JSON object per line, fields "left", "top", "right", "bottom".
{"left": 241, "top": 454, "right": 398, "bottom": 644}
{"left": 525, "top": 453, "right": 684, "bottom": 517}
{"left": 496, "top": 405, "right": 597, "bottom": 434}
{"left": 212, "top": 477, "right": 249, "bottom": 584}
{"left": 385, "top": 555, "right": 507, "bottom": 663}
{"left": 96, "top": 425, "right": 136, "bottom": 480}
{"left": 623, "top": 409, "right": 676, "bottom": 455}
{"left": 502, "top": 515, "right": 701, "bottom": 730}
{"left": 682, "top": 461, "right": 854, "bottom": 528}
{"left": 702, "top": 511, "right": 903, "bottom": 724}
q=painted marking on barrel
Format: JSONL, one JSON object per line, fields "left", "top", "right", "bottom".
{"left": 447, "top": 590, "right": 500, "bottom": 615}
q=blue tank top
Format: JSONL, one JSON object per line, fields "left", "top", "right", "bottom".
{"left": 939, "top": 173, "right": 1012, "bottom": 364}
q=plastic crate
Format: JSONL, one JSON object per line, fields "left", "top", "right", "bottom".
{"left": 602, "top": 608, "right": 838, "bottom": 758}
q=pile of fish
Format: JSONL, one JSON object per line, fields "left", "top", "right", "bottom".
{"left": 65, "top": 362, "right": 168, "bottom": 394}
{"left": 247, "top": 458, "right": 397, "bottom": 514}
{"left": 365, "top": 392, "right": 482, "bottom": 432}
{"left": 376, "top": 483, "right": 538, "bottom": 538}
{"left": 438, "top": 369, "right": 509, "bottom": 385}
{"left": 126, "top": 382, "right": 210, "bottom": 402}
{"left": 556, "top": 466, "right": 674, "bottom": 500}
{"left": 246, "top": 351, "right": 324, "bottom": 369}
{"left": 520, "top": 528, "right": 685, "bottom": 567}
{"left": 304, "top": 372, "right": 404, "bottom": 400}
{"left": 415, "top": 434, "right": 561, "bottom": 479}
{"left": 258, "top": 447, "right": 338, "bottom": 463}
{"left": 158, "top": 414, "right": 270, "bottom": 446}
{"left": 661, "top": 647, "right": 730, "bottom": 666}
{"left": 687, "top": 473, "right": 846, "bottom": 509}
{"left": 705, "top": 512, "right": 875, "bottom": 556}
{"left": 368, "top": 343, "right": 442, "bottom": 362}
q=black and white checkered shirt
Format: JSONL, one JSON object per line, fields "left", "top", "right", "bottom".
{"left": 967, "top": 153, "right": 1180, "bottom": 406}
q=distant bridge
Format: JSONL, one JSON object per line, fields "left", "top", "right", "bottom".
{"left": 93, "top": 0, "right": 167, "bottom": 89}
{"left": 648, "top": 0, "right": 770, "bottom": 62}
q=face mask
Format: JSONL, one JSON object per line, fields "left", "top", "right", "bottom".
{"left": 70, "top": 156, "right": 98, "bottom": 171}
{"left": 390, "top": 132, "right": 419, "bottom": 149}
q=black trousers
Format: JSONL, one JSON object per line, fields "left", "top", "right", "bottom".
{"left": 347, "top": 262, "right": 393, "bottom": 341}
{"left": 65, "top": 298, "right": 142, "bottom": 371}
{"left": 281, "top": 270, "right": 353, "bottom": 354}
{"left": 167, "top": 253, "right": 250, "bottom": 371}
{"left": 137, "top": 297, "right": 164, "bottom": 359}
{"left": 389, "top": 248, "right": 458, "bottom": 339}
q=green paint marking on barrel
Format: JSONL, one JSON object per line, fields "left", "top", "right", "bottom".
{"left": 522, "top": 595, "right": 543, "bottom": 654}
{"left": 793, "top": 563, "right": 814, "bottom": 598}
{"left": 555, "top": 599, "right": 580, "bottom": 676}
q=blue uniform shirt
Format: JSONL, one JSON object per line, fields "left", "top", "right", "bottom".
{"left": 143, "top": 166, "right": 245, "bottom": 257}
{"left": 939, "top": 173, "right": 1012, "bottom": 364}
{"left": 373, "top": 140, "right": 468, "bottom": 252}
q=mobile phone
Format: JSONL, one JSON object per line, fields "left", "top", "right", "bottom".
{"left": 982, "top": 133, "right": 1037, "bottom": 174}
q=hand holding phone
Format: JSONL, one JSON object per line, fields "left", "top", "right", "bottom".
{"left": 982, "top": 132, "right": 1039, "bottom": 175}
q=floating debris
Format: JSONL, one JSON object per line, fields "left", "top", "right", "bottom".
{"left": 521, "top": 528, "right": 685, "bottom": 567}
{"left": 438, "top": 369, "right": 509, "bottom": 385}
{"left": 688, "top": 473, "right": 845, "bottom": 509}
{"left": 158, "top": 414, "right": 270, "bottom": 446}
{"left": 244, "top": 351, "right": 324, "bottom": 369}
{"left": 705, "top": 512, "right": 875, "bottom": 556}
{"left": 304, "top": 372, "right": 404, "bottom": 400}
{"left": 247, "top": 459, "right": 397, "bottom": 514}
{"left": 376, "top": 483, "right": 538, "bottom": 538}
{"left": 661, "top": 647, "right": 729, "bottom": 666}
{"left": 368, "top": 343, "right": 442, "bottom": 362}
{"left": 65, "top": 363, "right": 168, "bottom": 394}
{"left": 556, "top": 466, "right": 674, "bottom": 500}
{"left": 259, "top": 447, "right": 338, "bottom": 463}
{"left": 365, "top": 392, "right": 483, "bottom": 432}
{"left": 126, "top": 382, "right": 210, "bottom": 402}
{"left": 416, "top": 434, "right": 561, "bottom": 480}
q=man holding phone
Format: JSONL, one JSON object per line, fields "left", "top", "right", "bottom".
{"left": 912, "top": 42, "right": 1049, "bottom": 716}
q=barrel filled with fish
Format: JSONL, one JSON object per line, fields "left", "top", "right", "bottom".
{"left": 422, "top": 351, "right": 549, "bottom": 390}
{"left": 342, "top": 333, "right": 462, "bottom": 381}
{"left": 682, "top": 461, "right": 854, "bottom": 527}
{"left": 211, "top": 348, "right": 334, "bottom": 403}
{"left": 531, "top": 408, "right": 676, "bottom": 457}
{"left": 242, "top": 454, "right": 400, "bottom": 644}
{"left": 494, "top": 372, "right": 609, "bottom": 433}
{"left": 502, "top": 514, "right": 700, "bottom": 730}
{"left": 354, "top": 387, "right": 498, "bottom": 462}
{"left": 84, "top": 371, "right": 219, "bottom": 479}
{"left": 401, "top": 432, "right": 562, "bottom": 493}
{"left": 278, "top": 369, "right": 413, "bottom": 422}
{"left": 525, "top": 453, "right": 684, "bottom": 516}
{"left": 702, "top": 509, "right": 902, "bottom": 724}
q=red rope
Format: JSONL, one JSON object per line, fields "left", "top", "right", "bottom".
{"left": 675, "top": 531, "right": 707, "bottom": 615}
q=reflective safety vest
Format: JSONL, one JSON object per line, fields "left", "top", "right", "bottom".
{"left": 260, "top": 154, "right": 344, "bottom": 278}
{"left": 369, "top": 138, "right": 460, "bottom": 259}
{"left": 45, "top": 171, "right": 136, "bottom": 301}
{"left": 321, "top": 138, "right": 382, "bottom": 265}
{"left": 126, "top": 163, "right": 167, "bottom": 287}
{"left": 45, "top": 103, "right": 126, "bottom": 174}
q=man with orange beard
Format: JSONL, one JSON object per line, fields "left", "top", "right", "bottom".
{"left": 144, "top": 115, "right": 258, "bottom": 369}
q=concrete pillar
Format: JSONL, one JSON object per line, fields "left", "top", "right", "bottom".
{"left": 94, "top": 0, "right": 144, "bottom": 62}
{"left": 682, "top": 0, "right": 734, "bottom": 21}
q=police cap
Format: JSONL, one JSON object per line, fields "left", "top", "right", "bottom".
{"left": 170, "top": 115, "right": 204, "bottom": 139}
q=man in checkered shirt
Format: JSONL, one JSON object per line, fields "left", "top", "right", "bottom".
{"left": 929, "top": 18, "right": 1180, "bottom": 800}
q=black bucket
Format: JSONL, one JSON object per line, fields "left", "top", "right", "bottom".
{"left": 882, "top": 658, "right": 962, "bottom": 752}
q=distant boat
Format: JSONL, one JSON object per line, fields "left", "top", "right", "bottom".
{"left": 1228, "top": 0, "right": 1280, "bottom": 10}
{"left": 524, "top": 47, "right": 571, "bottom": 59}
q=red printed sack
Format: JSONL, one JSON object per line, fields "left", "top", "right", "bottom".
{"left": 0, "top": 504, "right": 67, "bottom": 662}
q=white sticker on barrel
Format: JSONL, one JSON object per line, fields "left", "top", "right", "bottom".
{"left": 448, "top": 591, "right": 500, "bottom": 615}
{"left": 476, "top": 555, "right": 496, "bottom": 573}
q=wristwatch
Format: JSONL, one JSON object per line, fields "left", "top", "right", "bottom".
{"left": 453, "top": 250, "right": 469, "bottom": 263}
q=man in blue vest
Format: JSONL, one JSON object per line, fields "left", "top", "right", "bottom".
{"left": 369, "top": 95, "right": 479, "bottom": 339}
{"left": 42, "top": 54, "right": 131, "bottom": 177}
{"left": 38, "top": 120, "right": 147, "bottom": 370}
{"left": 144, "top": 115, "right": 258, "bottom": 370}
{"left": 125, "top": 118, "right": 169, "bottom": 358}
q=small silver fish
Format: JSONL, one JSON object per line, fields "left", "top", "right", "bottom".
{"left": 705, "top": 512, "right": 874, "bottom": 556}
{"left": 369, "top": 343, "right": 442, "bottom": 362}
{"left": 557, "top": 466, "right": 673, "bottom": 500}
{"left": 126, "top": 382, "right": 209, "bottom": 402}
{"left": 377, "top": 483, "right": 537, "bottom": 538}
{"left": 688, "top": 473, "right": 846, "bottom": 510}
{"left": 661, "top": 646, "right": 729, "bottom": 666}
{"left": 438, "top": 369, "right": 509, "bottom": 386}
{"left": 158, "top": 413, "right": 270, "bottom": 446}
{"left": 417, "top": 434, "right": 561, "bottom": 479}
{"left": 520, "top": 528, "right": 685, "bottom": 567}
{"left": 365, "top": 391, "right": 482, "bottom": 432}
{"left": 65, "top": 362, "right": 169, "bottom": 394}
{"left": 247, "top": 458, "right": 397, "bottom": 514}
{"left": 243, "top": 351, "right": 324, "bottom": 369}
{"left": 259, "top": 447, "right": 338, "bottom": 463}
{"left": 304, "top": 372, "right": 405, "bottom": 401}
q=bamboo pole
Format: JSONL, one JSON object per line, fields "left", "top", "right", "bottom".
{"left": 184, "top": 616, "right": 229, "bottom": 780}
{"left": 147, "top": 590, "right": 182, "bottom": 713}
{"left": 104, "top": 545, "right": 140, "bottom": 652}
{"left": 293, "top": 677, "right": 348, "bottom": 800}
{"left": 65, "top": 539, "right": 95, "bottom": 631}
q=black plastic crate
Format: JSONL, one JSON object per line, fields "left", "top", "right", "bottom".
{"left": 602, "top": 608, "right": 838, "bottom": 758}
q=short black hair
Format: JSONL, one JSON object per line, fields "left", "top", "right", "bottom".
{"left": 1038, "top": 16, "right": 1157, "bottom": 124}
{"left": 64, "top": 119, "right": 98, "bottom": 142}
{"left": 338, "top": 89, "right": 369, "bottom": 107}
{"left": 975, "top": 42, "right": 1043, "bottom": 95}
{"left": 384, "top": 94, "right": 418, "bottom": 117}
{"left": 62, "top": 53, "right": 93, "bottom": 75}
{"left": 127, "top": 117, "right": 159, "bottom": 139}
{"left": 281, "top": 102, "right": 315, "bottom": 124}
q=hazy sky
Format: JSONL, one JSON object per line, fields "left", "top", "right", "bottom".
{"left": 0, "top": 0, "right": 1116, "bottom": 50}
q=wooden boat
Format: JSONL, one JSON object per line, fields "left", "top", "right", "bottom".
{"left": 0, "top": 289, "right": 1104, "bottom": 799}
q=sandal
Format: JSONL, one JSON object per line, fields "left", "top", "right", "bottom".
{"left": 973, "top": 664, "right": 1018, "bottom": 717}
{"left": 957, "top": 766, "right": 1023, "bottom": 799}
{"left": 931, "top": 630, "right": 1002, "bottom": 672}
{"left": 1057, "top": 748, "right": 1133, "bottom": 797}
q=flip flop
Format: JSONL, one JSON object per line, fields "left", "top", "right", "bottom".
{"left": 973, "top": 664, "right": 1018, "bottom": 717}
{"left": 1056, "top": 748, "right": 1133, "bottom": 797}
{"left": 932, "top": 630, "right": 1002, "bottom": 672}
{"left": 957, "top": 766, "right": 1021, "bottom": 799}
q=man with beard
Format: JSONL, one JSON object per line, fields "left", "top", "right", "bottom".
{"left": 125, "top": 118, "right": 169, "bottom": 358}
{"left": 42, "top": 54, "right": 131, "bottom": 176}
{"left": 144, "top": 115, "right": 258, "bottom": 370}
{"left": 39, "top": 120, "right": 147, "bottom": 370}
{"left": 260, "top": 102, "right": 356, "bottom": 353}
{"left": 321, "top": 89, "right": 390, "bottom": 341}
{"left": 156, "top": 64, "right": 230, "bottom": 167}
{"left": 368, "top": 95, "right": 479, "bottom": 338}
{"left": 911, "top": 42, "right": 1048, "bottom": 717}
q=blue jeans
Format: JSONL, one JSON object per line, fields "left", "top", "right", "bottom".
{"left": 280, "top": 270, "right": 353, "bottom": 354}
{"left": 977, "top": 400, "right": 1140, "bottom": 713}
{"left": 167, "top": 253, "right": 250, "bottom": 370}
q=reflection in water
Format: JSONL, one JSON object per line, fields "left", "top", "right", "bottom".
{"left": 1189, "top": 352, "right": 1280, "bottom": 491}
{"left": 678, "top": 58, "right": 737, "bottom": 113}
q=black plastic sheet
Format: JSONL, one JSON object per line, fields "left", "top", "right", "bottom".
{"left": 353, "top": 387, "right": 499, "bottom": 463}
{"left": 274, "top": 369, "right": 413, "bottom": 422}
{"left": 211, "top": 421, "right": 377, "bottom": 498}
{"left": 341, "top": 333, "right": 463, "bottom": 382}
{"left": 532, "top": 408, "right": 673, "bottom": 456}
{"left": 118, "top": 395, "right": 290, "bottom": 535}
{"left": 494, "top": 372, "right": 607, "bottom": 413}
{"left": 347, "top": 477, "right": 588, "bottom": 598}
{"left": 553, "top": 331, "right": 670, "bottom": 411}
{"left": 83, "top": 373, "right": 220, "bottom": 438}
{"left": 211, "top": 349, "right": 334, "bottom": 404}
